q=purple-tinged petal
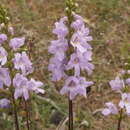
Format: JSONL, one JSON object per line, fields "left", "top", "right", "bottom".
{"left": 102, "top": 108, "right": 111, "bottom": 116}
{"left": 14, "top": 88, "right": 22, "bottom": 100}
{"left": 126, "top": 78, "right": 130, "bottom": 86}
{"left": 28, "top": 78, "right": 45, "bottom": 94}
{"left": 0, "top": 80, "right": 3, "bottom": 89}
{"left": 105, "top": 102, "right": 118, "bottom": 114}
{"left": 0, "top": 34, "right": 7, "bottom": 45}
{"left": 9, "top": 37, "right": 25, "bottom": 51}
{"left": 23, "top": 88, "right": 29, "bottom": 101}
{"left": 0, "top": 47, "right": 8, "bottom": 65}
{"left": 0, "top": 68, "right": 11, "bottom": 87}
{"left": 0, "top": 98, "right": 10, "bottom": 108}
{"left": 53, "top": 17, "right": 68, "bottom": 38}
{"left": 109, "top": 76, "right": 124, "bottom": 91}
{"left": 13, "top": 73, "right": 30, "bottom": 100}
{"left": 13, "top": 52, "right": 33, "bottom": 75}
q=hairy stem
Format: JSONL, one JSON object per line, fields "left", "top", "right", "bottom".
{"left": 69, "top": 99, "right": 73, "bottom": 130}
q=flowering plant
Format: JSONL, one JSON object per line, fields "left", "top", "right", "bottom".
{"left": 48, "top": 6, "right": 94, "bottom": 101}
{"left": 102, "top": 73, "right": 130, "bottom": 130}
{"left": 0, "top": 22, "right": 45, "bottom": 130}
{"left": 48, "top": 0, "right": 94, "bottom": 129}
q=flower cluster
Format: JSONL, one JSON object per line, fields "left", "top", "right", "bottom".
{"left": 102, "top": 76, "right": 130, "bottom": 116}
{"left": 48, "top": 13, "right": 94, "bottom": 100}
{"left": 48, "top": 17, "right": 68, "bottom": 81}
{"left": 0, "top": 23, "right": 44, "bottom": 107}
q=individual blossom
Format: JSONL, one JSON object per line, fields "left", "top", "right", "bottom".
{"left": 0, "top": 98, "right": 10, "bottom": 108}
{"left": 72, "top": 13, "right": 84, "bottom": 27}
{"left": 48, "top": 57, "right": 66, "bottom": 81}
{"left": 60, "top": 76, "right": 93, "bottom": 100}
{"left": 70, "top": 29, "right": 92, "bottom": 53}
{"left": 109, "top": 76, "right": 125, "bottom": 92}
{"left": 0, "top": 47, "right": 8, "bottom": 65}
{"left": 60, "top": 76, "right": 80, "bottom": 100}
{"left": 77, "top": 77, "right": 93, "bottom": 97}
{"left": 9, "top": 37, "right": 25, "bottom": 51}
{"left": 0, "top": 34, "right": 7, "bottom": 45}
{"left": 66, "top": 52, "right": 94, "bottom": 76}
{"left": 119, "top": 93, "right": 130, "bottom": 115}
{"left": 13, "top": 52, "right": 33, "bottom": 75}
{"left": 0, "top": 67, "right": 11, "bottom": 89}
{"left": 48, "top": 39, "right": 68, "bottom": 61}
{"left": 102, "top": 102, "right": 118, "bottom": 116}
{"left": 53, "top": 17, "right": 68, "bottom": 38}
{"left": 70, "top": 15, "right": 93, "bottom": 53}
{"left": 71, "top": 17, "right": 84, "bottom": 31}
{"left": 28, "top": 78, "right": 45, "bottom": 94}
{"left": 13, "top": 73, "right": 30, "bottom": 100}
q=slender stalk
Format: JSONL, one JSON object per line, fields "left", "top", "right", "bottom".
{"left": 117, "top": 109, "right": 123, "bottom": 130}
{"left": 66, "top": 0, "right": 76, "bottom": 130}
{"left": 12, "top": 93, "right": 20, "bottom": 130}
{"left": 24, "top": 99, "right": 30, "bottom": 130}
{"left": 69, "top": 99, "right": 73, "bottom": 130}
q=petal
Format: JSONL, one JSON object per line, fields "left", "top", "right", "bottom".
{"left": 74, "top": 64, "right": 80, "bottom": 76}
{"left": 69, "top": 90, "right": 77, "bottom": 100}
{"left": 125, "top": 103, "right": 130, "bottom": 115}
{"left": 23, "top": 88, "right": 29, "bottom": 101}
{"left": 0, "top": 80, "right": 3, "bottom": 89}
{"left": 1, "top": 57, "right": 7, "bottom": 65}
{"left": 60, "top": 86, "right": 69, "bottom": 95}
{"left": 14, "top": 89, "right": 22, "bottom": 100}
{"left": 36, "top": 88, "right": 45, "bottom": 94}
{"left": 76, "top": 44, "right": 86, "bottom": 53}
{"left": 102, "top": 108, "right": 111, "bottom": 116}
{"left": 119, "top": 100, "right": 125, "bottom": 108}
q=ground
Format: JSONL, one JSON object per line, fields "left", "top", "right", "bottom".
{"left": 0, "top": 0, "right": 130, "bottom": 130}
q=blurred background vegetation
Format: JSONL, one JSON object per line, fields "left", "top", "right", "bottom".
{"left": 0, "top": 0, "right": 130, "bottom": 129}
